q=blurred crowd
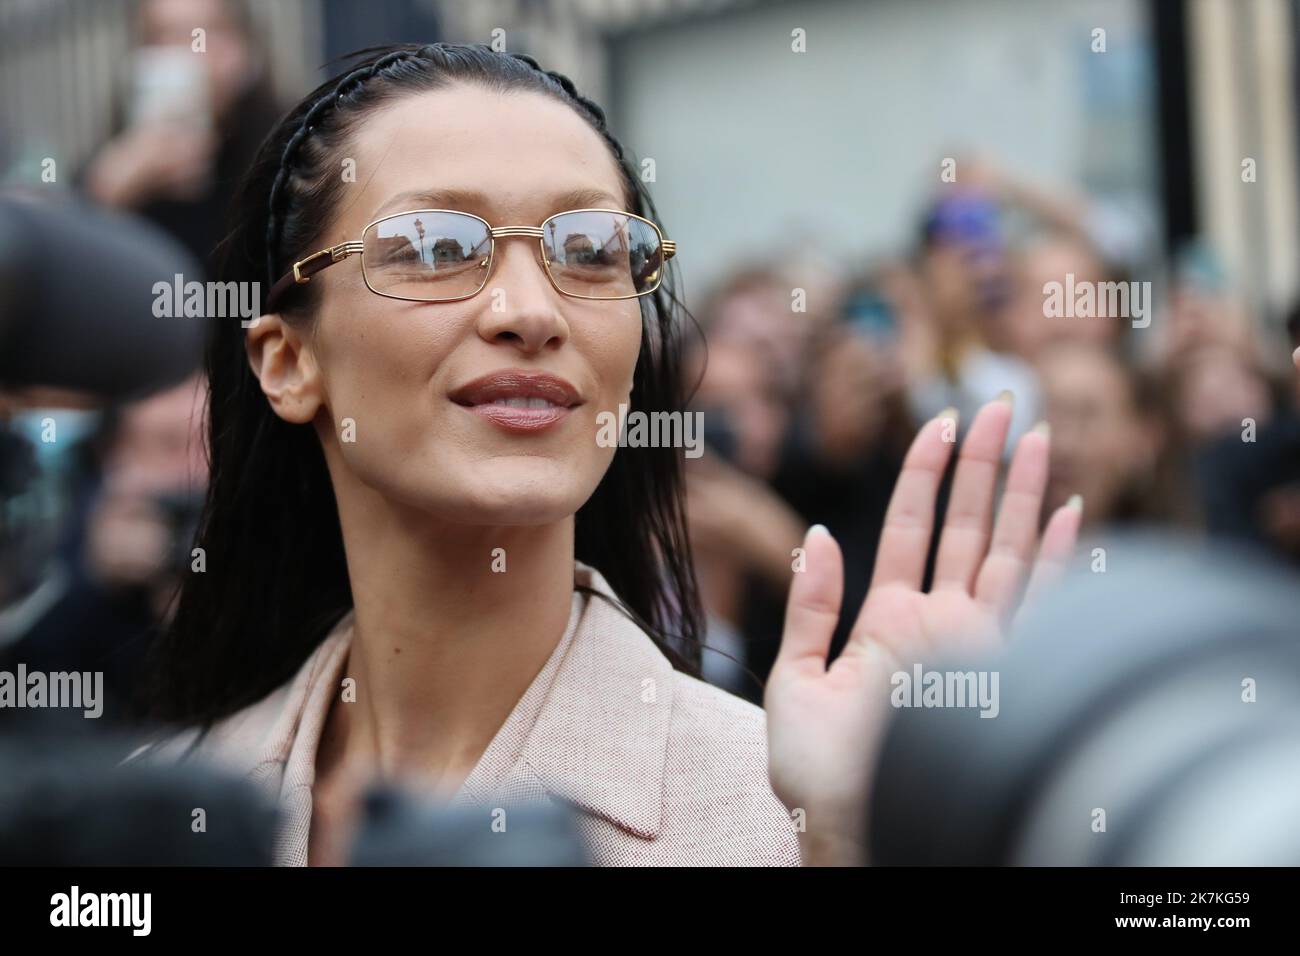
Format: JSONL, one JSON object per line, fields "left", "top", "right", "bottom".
{"left": 4, "top": 0, "right": 1299, "bottom": 720}
{"left": 685, "top": 163, "right": 1300, "bottom": 701}
{"left": 0, "top": 0, "right": 266, "bottom": 723}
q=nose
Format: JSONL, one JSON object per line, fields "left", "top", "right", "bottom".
{"left": 474, "top": 238, "right": 570, "bottom": 354}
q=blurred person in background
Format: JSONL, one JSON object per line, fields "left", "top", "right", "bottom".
{"left": 81, "top": 0, "right": 281, "bottom": 275}
{"left": 684, "top": 328, "right": 805, "bottom": 701}
{"left": 874, "top": 257, "right": 942, "bottom": 389}
{"left": 0, "top": 387, "right": 106, "bottom": 655}
{"left": 1161, "top": 243, "right": 1260, "bottom": 367}
{"left": 1037, "top": 341, "right": 1191, "bottom": 531}
{"left": 698, "top": 266, "right": 819, "bottom": 461}
{"left": 1166, "top": 343, "right": 1276, "bottom": 449}
{"left": 961, "top": 153, "right": 1152, "bottom": 350}
{"left": 1192, "top": 304, "right": 1300, "bottom": 568}
{"left": 684, "top": 259, "right": 868, "bottom": 698}
{"left": 907, "top": 188, "right": 1040, "bottom": 451}
{"left": 1002, "top": 230, "right": 1126, "bottom": 361}
{"left": 767, "top": 274, "right": 917, "bottom": 666}
{"left": 1, "top": 374, "right": 206, "bottom": 724}
{"left": 687, "top": 281, "right": 793, "bottom": 481}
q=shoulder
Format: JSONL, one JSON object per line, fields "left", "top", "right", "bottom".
{"left": 656, "top": 668, "right": 801, "bottom": 865}
{"left": 122, "top": 620, "right": 352, "bottom": 775}
{"left": 121, "top": 679, "right": 298, "bottom": 773}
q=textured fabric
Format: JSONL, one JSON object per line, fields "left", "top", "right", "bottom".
{"left": 130, "top": 562, "right": 801, "bottom": 866}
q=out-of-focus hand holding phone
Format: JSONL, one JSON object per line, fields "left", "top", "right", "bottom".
{"left": 86, "top": 46, "right": 217, "bottom": 207}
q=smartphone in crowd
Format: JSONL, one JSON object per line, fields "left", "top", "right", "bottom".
{"left": 126, "top": 45, "right": 212, "bottom": 134}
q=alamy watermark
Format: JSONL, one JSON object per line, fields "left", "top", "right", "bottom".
{"left": 0, "top": 665, "right": 103, "bottom": 718}
{"left": 50, "top": 886, "right": 150, "bottom": 935}
{"left": 1043, "top": 272, "right": 1152, "bottom": 329}
{"left": 152, "top": 274, "right": 261, "bottom": 327}
{"left": 595, "top": 403, "right": 704, "bottom": 458}
{"left": 890, "top": 664, "right": 1000, "bottom": 718}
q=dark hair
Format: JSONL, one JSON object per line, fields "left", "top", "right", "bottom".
{"left": 144, "top": 42, "right": 704, "bottom": 726}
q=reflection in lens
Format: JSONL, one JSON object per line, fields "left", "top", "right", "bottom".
{"left": 544, "top": 211, "right": 662, "bottom": 298}
{"left": 363, "top": 212, "right": 492, "bottom": 300}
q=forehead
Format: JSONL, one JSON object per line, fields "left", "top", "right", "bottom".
{"left": 331, "top": 84, "right": 629, "bottom": 233}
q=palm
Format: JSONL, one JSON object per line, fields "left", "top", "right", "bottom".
{"left": 856, "top": 583, "right": 1002, "bottom": 656}
{"left": 765, "top": 398, "right": 1082, "bottom": 865}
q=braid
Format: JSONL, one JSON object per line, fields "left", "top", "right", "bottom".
{"left": 264, "top": 46, "right": 438, "bottom": 284}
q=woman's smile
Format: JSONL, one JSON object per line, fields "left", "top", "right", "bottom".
{"left": 449, "top": 367, "right": 583, "bottom": 432}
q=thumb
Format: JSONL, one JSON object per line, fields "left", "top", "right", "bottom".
{"left": 775, "top": 524, "right": 844, "bottom": 672}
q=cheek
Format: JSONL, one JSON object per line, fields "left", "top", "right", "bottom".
{"left": 584, "top": 306, "right": 643, "bottom": 406}
{"left": 311, "top": 294, "right": 466, "bottom": 440}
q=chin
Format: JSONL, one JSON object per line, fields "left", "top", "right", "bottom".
{"left": 436, "top": 457, "right": 603, "bottom": 526}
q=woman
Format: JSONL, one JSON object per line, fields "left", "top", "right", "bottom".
{"left": 137, "top": 42, "right": 1081, "bottom": 866}
{"left": 1037, "top": 342, "right": 1189, "bottom": 531}
{"left": 82, "top": 0, "right": 281, "bottom": 275}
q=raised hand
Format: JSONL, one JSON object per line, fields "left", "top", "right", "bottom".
{"left": 764, "top": 395, "right": 1082, "bottom": 866}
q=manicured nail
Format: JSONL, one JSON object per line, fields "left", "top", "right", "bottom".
{"left": 1032, "top": 420, "right": 1051, "bottom": 438}
{"left": 996, "top": 389, "right": 1014, "bottom": 406}
{"left": 1066, "top": 493, "right": 1083, "bottom": 512}
{"left": 807, "top": 523, "right": 829, "bottom": 539}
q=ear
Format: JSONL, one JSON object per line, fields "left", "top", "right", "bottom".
{"left": 245, "top": 313, "right": 324, "bottom": 424}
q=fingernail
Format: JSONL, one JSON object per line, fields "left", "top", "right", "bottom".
{"left": 1067, "top": 493, "right": 1083, "bottom": 512}
{"left": 807, "top": 523, "right": 829, "bottom": 539}
{"left": 996, "top": 389, "right": 1015, "bottom": 406}
{"left": 936, "top": 406, "right": 959, "bottom": 424}
{"left": 1032, "top": 420, "right": 1051, "bottom": 438}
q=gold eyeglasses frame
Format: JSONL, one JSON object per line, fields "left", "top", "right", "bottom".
{"left": 264, "top": 206, "right": 677, "bottom": 312}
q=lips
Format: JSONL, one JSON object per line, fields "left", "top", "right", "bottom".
{"left": 449, "top": 370, "right": 582, "bottom": 432}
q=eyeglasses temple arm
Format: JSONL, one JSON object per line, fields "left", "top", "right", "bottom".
{"left": 263, "top": 241, "right": 363, "bottom": 314}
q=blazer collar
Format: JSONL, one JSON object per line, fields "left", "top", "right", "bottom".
{"left": 254, "top": 560, "right": 675, "bottom": 858}
{"left": 512, "top": 561, "right": 675, "bottom": 839}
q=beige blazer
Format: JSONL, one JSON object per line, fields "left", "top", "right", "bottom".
{"left": 132, "top": 561, "right": 801, "bottom": 866}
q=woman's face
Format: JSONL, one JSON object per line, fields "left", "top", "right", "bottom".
{"left": 1175, "top": 345, "right": 1271, "bottom": 446}
{"left": 253, "top": 86, "right": 643, "bottom": 527}
{"left": 140, "top": 0, "right": 253, "bottom": 114}
{"left": 1038, "top": 344, "right": 1152, "bottom": 524}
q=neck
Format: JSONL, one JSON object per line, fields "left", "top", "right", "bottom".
{"left": 321, "top": 482, "right": 577, "bottom": 795}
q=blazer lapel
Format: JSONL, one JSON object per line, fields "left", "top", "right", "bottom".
{"left": 248, "top": 563, "right": 674, "bottom": 862}
{"left": 505, "top": 563, "right": 675, "bottom": 841}
{"left": 256, "top": 616, "right": 355, "bottom": 866}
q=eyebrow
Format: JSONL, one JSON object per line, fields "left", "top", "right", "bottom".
{"left": 371, "top": 187, "right": 627, "bottom": 222}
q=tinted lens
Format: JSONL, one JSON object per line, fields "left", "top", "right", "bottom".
{"left": 542, "top": 211, "right": 663, "bottom": 298}
{"left": 362, "top": 212, "right": 492, "bottom": 300}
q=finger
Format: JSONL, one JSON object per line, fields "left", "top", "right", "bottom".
{"left": 774, "top": 524, "right": 844, "bottom": 674}
{"left": 932, "top": 394, "right": 1015, "bottom": 592}
{"left": 1023, "top": 495, "right": 1084, "bottom": 607}
{"left": 868, "top": 410, "right": 959, "bottom": 591}
{"left": 973, "top": 420, "right": 1051, "bottom": 616}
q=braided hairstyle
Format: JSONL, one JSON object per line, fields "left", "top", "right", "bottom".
{"left": 145, "top": 42, "right": 707, "bottom": 726}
